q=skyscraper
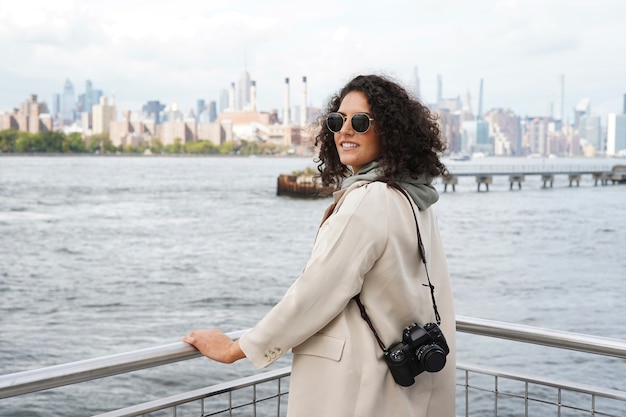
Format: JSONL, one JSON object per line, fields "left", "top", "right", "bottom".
{"left": 142, "top": 100, "right": 165, "bottom": 124}
{"left": 92, "top": 96, "right": 117, "bottom": 134}
{"left": 85, "top": 80, "right": 94, "bottom": 114}
{"left": 607, "top": 113, "right": 626, "bottom": 156}
{"left": 51, "top": 93, "right": 60, "bottom": 121}
{"left": 579, "top": 114, "right": 602, "bottom": 152}
{"left": 208, "top": 101, "right": 217, "bottom": 122}
{"left": 238, "top": 70, "right": 251, "bottom": 111}
{"left": 477, "top": 79, "right": 484, "bottom": 121}
{"left": 436, "top": 74, "right": 442, "bottom": 106}
{"left": 61, "top": 79, "right": 75, "bottom": 124}
{"left": 196, "top": 99, "right": 205, "bottom": 124}
{"left": 219, "top": 89, "right": 229, "bottom": 114}
{"left": 412, "top": 66, "right": 420, "bottom": 98}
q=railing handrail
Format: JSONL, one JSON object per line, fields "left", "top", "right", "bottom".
{"left": 0, "top": 330, "right": 248, "bottom": 399}
{"left": 2, "top": 317, "right": 626, "bottom": 400}
{"left": 455, "top": 315, "right": 626, "bottom": 357}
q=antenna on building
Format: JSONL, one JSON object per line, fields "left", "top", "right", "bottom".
{"left": 478, "top": 79, "right": 483, "bottom": 121}
{"left": 301, "top": 76, "right": 307, "bottom": 127}
{"left": 436, "top": 74, "right": 442, "bottom": 105}
{"left": 284, "top": 78, "right": 290, "bottom": 125}
{"left": 556, "top": 74, "right": 565, "bottom": 122}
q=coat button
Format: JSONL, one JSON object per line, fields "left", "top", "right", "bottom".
{"left": 264, "top": 354, "right": 270, "bottom": 362}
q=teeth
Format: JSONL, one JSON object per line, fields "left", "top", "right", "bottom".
{"left": 342, "top": 143, "right": 358, "bottom": 148}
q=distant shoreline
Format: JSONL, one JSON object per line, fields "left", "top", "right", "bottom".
{"left": 0, "top": 152, "right": 313, "bottom": 158}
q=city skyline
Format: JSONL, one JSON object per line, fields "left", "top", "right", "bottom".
{"left": 1, "top": 0, "right": 625, "bottom": 121}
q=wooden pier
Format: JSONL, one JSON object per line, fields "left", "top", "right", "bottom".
{"left": 441, "top": 164, "right": 626, "bottom": 192}
{"left": 278, "top": 165, "right": 626, "bottom": 196}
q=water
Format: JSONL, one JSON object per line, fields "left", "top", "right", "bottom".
{"left": 1, "top": 155, "right": 625, "bottom": 416}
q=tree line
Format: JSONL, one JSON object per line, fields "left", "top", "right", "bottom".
{"left": 0, "top": 129, "right": 287, "bottom": 155}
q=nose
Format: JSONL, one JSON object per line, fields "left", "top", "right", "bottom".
{"left": 339, "top": 115, "right": 354, "bottom": 135}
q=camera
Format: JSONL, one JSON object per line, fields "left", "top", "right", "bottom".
{"left": 384, "top": 322, "right": 450, "bottom": 387}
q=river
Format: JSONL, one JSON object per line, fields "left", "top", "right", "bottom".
{"left": 0, "top": 155, "right": 625, "bottom": 416}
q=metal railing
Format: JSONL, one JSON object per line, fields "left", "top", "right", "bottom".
{"left": 2, "top": 317, "right": 626, "bottom": 416}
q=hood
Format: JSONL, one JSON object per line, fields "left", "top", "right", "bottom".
{"left": 341, "top": 161, "right": 439, "bottom": 210}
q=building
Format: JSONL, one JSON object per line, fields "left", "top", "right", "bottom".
{"left": 161, "top": 115, "right": 196, "bottom": 145}
{"left": 92, "top": 96, "right": 117, "bottom": 134}
{"left": 61, "top": 79, "right": 75, "bottom": 125}
{"left": 483, "top": 108, "right": 521, "bottom": 156}
{"left": 238, "top": 70, "right": 251, "bottom": 111}
{"left": 461, "top": 120, "right": 490, "bottom": 154}
{"left": 196, "top": 99, "right": 205, "bottom": 126}
{"left": 142, "top": 101, "right": 165, "bottom": 124}
{"left": 434, "top": 109, "right": 461, "bottom": 154}
{"left": 77, "top": 80, "right": 103, "bottom": 115}
{"left": 110, "top": 110, "right": 157, "bottom": 148}
{"left": 607, "top": 113, "right": 626, "bottom": 156}
{"left": 522, "top": 117, "right": 550, "bottom": 156}
{"left": 51, "top": 93, "right": 60, "bottom": 122}
{"left": 219, "top": 89, "right": 229, "bottom": 114}
{"left": 413, "top": 66, "right": 421, "bottom": 99}
{"left": 81, "top": 112, "right": 92, "bottom": 135}
{"left": 578, "top": 115, "right": 602, "bottom": 153}
{"left": 573, "top": 98, "right": 591, "bottom": 129}
{"left": 0, "top": 95, "right": 52, "bottom": 133}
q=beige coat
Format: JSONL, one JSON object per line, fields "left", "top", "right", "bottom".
{"left": 239, "top": 181, "right": 456, "bottom": 417}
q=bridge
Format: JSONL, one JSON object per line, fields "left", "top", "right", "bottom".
{"left": 441, "top": 163, "right": 626, "bottom": 192}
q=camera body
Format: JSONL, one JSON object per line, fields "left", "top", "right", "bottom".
{"left": 384, "top": 322, "right": 450, "bottom": 387}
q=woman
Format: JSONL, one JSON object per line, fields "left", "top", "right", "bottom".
{"left": 183, "top": 74, "right": 455, "bottom": 417}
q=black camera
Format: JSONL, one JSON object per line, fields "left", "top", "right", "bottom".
{"left": 384, "top": 322, "right": 450, "bottom": 387}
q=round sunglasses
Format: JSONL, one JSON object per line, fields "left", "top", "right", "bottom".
{"left": 326, "top": 112, "right": 374, "bottom": 134}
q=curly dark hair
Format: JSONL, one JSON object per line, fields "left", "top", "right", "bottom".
{"left": 314, "top": 74, "right": 447, "bottom": 188}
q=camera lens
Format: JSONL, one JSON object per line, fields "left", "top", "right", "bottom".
{"left": 416, "top": 345, "right": 447, "bottom": 372}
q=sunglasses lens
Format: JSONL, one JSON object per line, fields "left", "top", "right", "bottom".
{"left": 351, "top": 113, "right": 371, "bottom": 133}
{"left": 326, "top": 113, "right": 344, "bottom": 132}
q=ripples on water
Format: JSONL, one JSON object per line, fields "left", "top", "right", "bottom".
{"left": 1, "top": 156, "right": 625, "bottom": 416}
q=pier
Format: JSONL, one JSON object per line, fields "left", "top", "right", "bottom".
{"left": 278, "top": 164, "right": 626, "bottom": 196}
{"left": 441, "top": 164, "right": 626, "bottom": 192}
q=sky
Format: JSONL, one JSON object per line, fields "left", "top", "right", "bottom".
{"left": 1, "top": 0, "right": 625, "bottom": 122}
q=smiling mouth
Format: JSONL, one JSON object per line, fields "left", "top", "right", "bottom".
{"left": 341, "top": 142, "right": 359, "bottom": 148}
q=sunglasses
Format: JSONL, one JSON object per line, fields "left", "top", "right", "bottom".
{"left": 326, "top": 112, "right": 374, "bottom": 134}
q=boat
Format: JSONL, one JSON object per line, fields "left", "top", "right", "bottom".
{"left": 276, "top": 168, "right": 333, "bottom": 197}
{"left": 1, "top": 316, "right": 625, "bottom": 416}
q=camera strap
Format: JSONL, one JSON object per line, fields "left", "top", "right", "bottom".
{"left": 352, "top": 182, "right": 442, "bottom": 354}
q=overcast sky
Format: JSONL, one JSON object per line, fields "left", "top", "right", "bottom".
{"left": 1, "top": 0, "right": 625, "bottom": 122}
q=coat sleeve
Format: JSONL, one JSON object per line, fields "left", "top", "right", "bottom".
{"left": 239, "top": 183, "right": 390, "bottom": 369}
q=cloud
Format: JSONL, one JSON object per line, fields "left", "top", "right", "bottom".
{"left": 1, "top": 0, "right": 625, "bottom": 118}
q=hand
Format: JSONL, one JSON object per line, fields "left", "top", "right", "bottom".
{"left": 182, "top": 329, "right": 246, "bottom": 364}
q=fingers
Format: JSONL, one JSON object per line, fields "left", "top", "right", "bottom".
{"left": 181, "top": 335, "right": 196, "bottom": 345}
{"left": 181, "top": 329, "right": 236, "bottom": 363}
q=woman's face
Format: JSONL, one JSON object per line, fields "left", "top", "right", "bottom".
{"left": 333, "top": 91, "right": 381, "bottom": 173}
